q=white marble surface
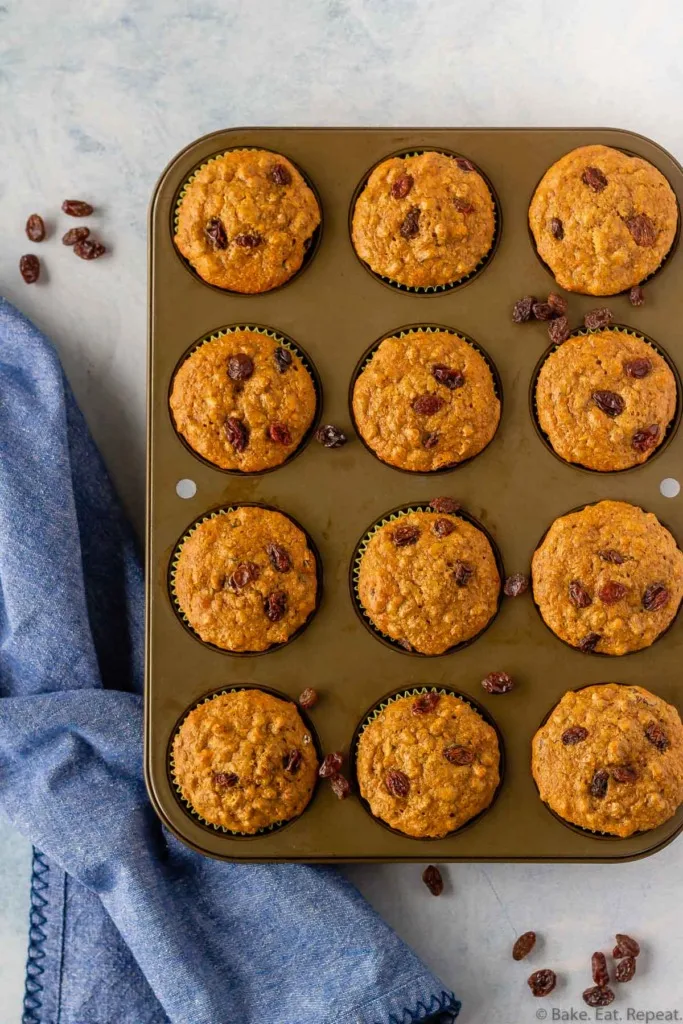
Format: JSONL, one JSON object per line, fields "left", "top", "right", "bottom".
{"left": 2, "top": 1, "right": 683, "bottom": 1022}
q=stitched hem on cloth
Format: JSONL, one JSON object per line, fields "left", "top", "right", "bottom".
{"left": 22, "top": 849, "right": 50, "bottom": 1024}
{"left": 330, "top": 974, "right": 460, "bottom": 1024}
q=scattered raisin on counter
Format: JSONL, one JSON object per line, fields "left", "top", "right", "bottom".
{"left": 512, "top": 932, "right": 536, "bottom": 961}
{"left": 422, "top": 865, "right": 444, "bottom": 896}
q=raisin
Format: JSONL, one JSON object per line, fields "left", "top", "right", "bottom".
{"left": 271, "top": 163, "right": 292, "bottom": 186}
{"left": 228, "top": 353, "right": 254, "bottom": 380}
{"left": 266, "top": 543, "right": 291, "bottom": 573}
{"left": 592, "top": 389, "right": 625, "bottom": 417}
{"left": 578, "top": 632, "right": 601, "bottom": 652}
{"left": 298, "top": 687, "right": 319, "bottom": 709}
{"left": 213, "top": 771, "right": 239, "bottom": 788}
{"left": 453, "top": 197, "right": 474, "bottom": 213}
{"left": 412, "top": 393, "right": 445, "bottom": 416}
{"left": 584, "top": 307, "right": 613, "bottom": 330}
{"left": 581, "top": 167, "right": 608, "bottom": 191}
{"left": 19, "top": 254, "right": 40, "bottom": 284}
{"left": 568, "top": 580, "right": 592, "bottom": 608}
{"left": 274, "top": 347, "right": 292, "bottom": 373}
{"left": 205, "top": 217, "right": 228, "bottom": 249}
{"left": 504, "top": 573, "right": 529, "bottom": 597}
{"left": 626, "top": 213, "right": 657, "bottom": 247}
{"left": 423, "top": 432, "right": 439, "bottom": 449}
{"left": 583, "top": 986, "right": 615, "bottom": 1007}
{"left": 645, "top": 722, "right": 669, "bottom": 751}
{"left": 512, "top": 932, "right": 536, "bottom": 961}
{"left": 547, "top": 292, "right": 568, "bottom": 316}
{"left": 548, "top": 315, "right": 570, "bottom": 345}
{"left": 315, "top": 424, "right": 347, "bottom": 448}
{"left": 613, "top": 946, "right": 624, "bottom": 960}
{"left": 225, "top": 416, "right": 249, "bottom": 452}
{"left": 430, "top": 497, "right": 461, "bottom": 513}
{"left": 432, "top": 364, "right": 465, "bottom": 390}
{"left": 267, "top": 422, "right": 292, "bottom": 445}
{"left": 412, "top": 692, "right": 440, "bottom": 715}
{"left": 592, "top": 952, "right": 609, "bottom": 987}
{"left": 227, "top": 561, "right": 260, "bottom": 591}
{"left": 624, "top": 357, "right": 652, "bottom": 378}
{"left": 615, "top": 934, "right": 640, "bottom": 958}
{"left": 632, "top": 424, "right": 660, "bottom": 452}
{"left": 385, "top": 769, "right": 410, "bottom": 797}
{"left": 391, "top": 525, "right": 420, "bottom": 547}
{"left": 283, "top": 750, "right": 302, "bottom": 773}
{"left": 643, "top": 582, "right": 669, "bottom": 610}
{"left": 562, "top": 726, "right": 589, "bottom": 745}
{"left": 234, "top": 232, "right": 262, "bottom": 247}
{"left": 329, "top": 774, "right": 351, "bottom": 799}
{"left": 599, "top": 549, "right": 626, "bottom": 564}
{"left": 612, "top": 765, "right": 637, "bottom": 783}
{"left": 481, "top": 671, "right": 514, "bottom": 694}
{"left": 527, "top": 970, "right": 556, "bottom": 997}
{"left": 455, "top": 157, "right": 475, "bottom": 172}
{"left": 512, "top": 295, "right": 536, "bottom": 323}
{"left": 615, "top": 956, "right": 636, "bottom": 983}
{"left": 532, "top": 302, "right": 554, "bottom": 321}
{"left": 25, "top": 214, "right": 45, "bottom": 242}
{"left": 590, "top": 769, "right": 609, "bottom": 798}
{"left": 422, "top": 865, "right": 444, "bottom": 896}
{"left": 62, "top": 226, "right": 90, "bottom": 246}
{"left": 391, "top": 174, "right": 414, "bottom": 199}
{"left": 433, "top": 517, "right": 455, "bottom": 538}
{"left": 319, "top": 752, "right": 344, "bottom": 778}
{"left": 598, "top": 580, "right": 628, "bottom": 604}
{"left": 453, "top": 561, "right": 474, "bottom": 587}
{"left": 400, "top": 206, "right": 421, "bottom": 239}
{"left": 62, "top": 199, "right": 94, "bottom": 217}
{"left": 444, "top": 745, "right": 475, "bottom": 766}
{"left": 550, "top": 217, "right": 564, "bottom": 240}
{"left": 74, "top": 239, "right": 106, "bottom": 260}
{"left": 629, "top": 285, "right": 645, "bottom": 307}
{"left": 264, "top": 591, "right": 287, "bottom": 622}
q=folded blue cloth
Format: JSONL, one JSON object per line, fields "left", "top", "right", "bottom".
{"left": 0, "top": 297, "right": 460, "bottom": 1024}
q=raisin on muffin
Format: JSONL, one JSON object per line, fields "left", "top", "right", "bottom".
{"left": 532, "top": 683, "right": 683, "bottom": 837}
{"left": 173, "top": 506, "right": 319, "bottom": 653}
{"left": 174, "top": 149, "right": 320, "bottom": 293}
{"left": 352, "top": 330, "right": 500, "bottom": 471}
{"left": 529, "top": 144, "right": 678, "bottom": 295}
{"left": 172, "top": 689, "right": 318, "bottom": 833}
{"left": 532, "top": 500, "right": 683, "bottom": 655}
{"left": 356, "top": 691, "right": 500, "bottom": 838}
{"left": 351, "top": 151, "right": 496, "bottom": 289}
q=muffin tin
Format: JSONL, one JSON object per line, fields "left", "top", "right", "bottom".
{"left": 146, "top": 127, "right": 683, "bottom": 862}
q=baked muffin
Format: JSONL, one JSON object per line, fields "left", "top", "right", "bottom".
{"left": 352, "top": 330, "right": 500, "bottom": 471}
{"left": 172, "top": 506, "right": 319, "bottom": 652}
{"left": 172, "top": 689, "right": 318, "bottom": 833}
{"left": 351, "top": 151, "right": 496, "bottom": 289}
{"left": 170, "top": 330, "right": 317, "bottom": 473}
{"left": 356, "top": 690, "right": 500, "bottom": 838}
{"left": 529, "top": 144, "right": 678, "bottom": 295}
{"left": 356, "top": 510, "right": 501, "bottom": 654}
{"left": 532, "top": 684, "right": 683, "bottom": 837}
{"left": 535, "top": 329, "right": 677, "bottom": 471}
{"left": 174, "top": 149, "right": 320, "bottom": 293}
{"left": 532, "top": 500, "right": 683, "bottom": 655}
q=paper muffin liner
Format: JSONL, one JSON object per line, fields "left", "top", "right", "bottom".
{"left": 349, "top": 324, "right": 503, "bottom": 474}
{"left": 349, "top": 503, "right": 505, "bottom": 656}
{"left": 349, "top": 148, "right": 501, "bottom": 294}
{"left": 168, "top": 323, "right": 322, "bottom": 476}
{"left": 168, "top": 684, "right": 321, "bottom": 838}
{"left": 351, "top": 685, "right": 505, "bottom": 840}
{"left": 530, "top": 323, "right": 682, "bottom": 475}
{"left": 172, "top": 146, "right": 322, "bottom": 293}
{"left": 169, "top": 503, "right": 322, "bottom": 657}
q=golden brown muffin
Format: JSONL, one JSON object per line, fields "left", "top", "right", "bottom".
{"left": 356, "top": 691, "right": 500, "bottom": 838}
{"left": 353, "top": 330, "right": 500, "bottom": 471}
{"left": 532, "top": 684, "right": 683, "bottom": 837}
{"left": 529, "top": 144, "right": 678, "bottom": 295}
{"left": 351, "top": 151, "right": 496, "bottom": 289}
{"left": 172, "top": 506, "right": 319, "bottom": 653}
{"left": 174, "top": 149, "right": 320, "bottom": 293}
{"left": 172, "top": 689, "right": 318, "bottom": 833}
{"left": 356, "top": 510, "right": 501, "bottom": 655}
{"left": 535, "top": 329, "right": 677, "bottom": 471}
{"left": 170, "top": 330, "right": 317, "bottom": 473}
{"left": 532, "top": 500, "right": 683, "bottom": 656}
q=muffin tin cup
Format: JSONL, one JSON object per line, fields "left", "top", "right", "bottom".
{"left": 168, "top": 324, "right": 323, "bottom": 476}
{"left": 348, "top": 324, "right": 503, "bottom": 474}
{"left": 529, "top": 324, "right": 682, "bottom": 475}
{"left": 168, "top": 502, "right": 323, "bottom": 657}
{"left": 349, "top": 502, "right": 505, "bottom": 656}
{"left": 350, "top": 685, "right": 506, "bottom": 841}
{"left": 348, "top": 147, "right": 501, "bottom": 294}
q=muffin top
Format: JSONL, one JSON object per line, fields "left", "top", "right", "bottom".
{"left": 529, "top": 144, "right": 678, "bottom": 295}
{"left": 170, "top": 330, "right": 317, "bottom": 473}
{"left": 356, "top": 510, "right": 501, "bottom": 655}
{"left": 172, "top": 506, "right": 318, "bottom": 653}
{"left": 174, "top": 149, "right": 320, "bottom": 293}
{"left": 172, "top": 689, "right": 318, "bottom": 833}
{"left": 532, "top": 684, "right": 683, "bottom": 837}
{"left": 352, "top": 330, "right": 500, "bottom": 471}
{"left": 351, "top": 151, "right": 496, "bottom": 289}
{"left": 356, "top": 691, "right": 500, "bottom": 838}
{"left": 532, "top": 500, "right": 683, "bottom": 655}
{"left": 535, "top": 329, "right": 677, "bottom": 471}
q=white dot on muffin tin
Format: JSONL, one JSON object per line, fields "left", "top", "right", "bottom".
{"left": 660, "top": 477, "right": 681, "bottom": 498}
{"left": 176, "top": 478, "right": 197, "bottom": 499}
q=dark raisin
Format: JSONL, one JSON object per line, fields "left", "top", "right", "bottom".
{"left": 329, "top": 774, "right": 351, "bottom": 799}
{"left": 412, "top": 692, "right": 440, "bottom": 715}
{"left": 74, "top": 239, "right": 106, "bottom": 260}
{"left": 581, "top": 167, "right": 608, "bottom": 191}
{"left": 527, "top": 970, "right": 556, "bottom": 997}
{"left": 615, "top": 956, "right": 636, "bottom": 983}
{"left": 234, "top": 232, "right": 262, "bottom": 247}
{"left": 512, "top": 295, "right": 536, "bottom": 323}
{"left": 629, "top": 285, "right": 645, "bottom": 307}
{"left": 532, "top": 302, "right": 554, "bottom": 321}
{"left": 385, "top": 770, "right": 410, "bottom": 797}
{"left": 598, "top": 580, "right": 628, "bottom": 604}
{"left": 547, "top": 292, "right": 568, "bottom": 316}
{"left": 274, "top": 347, "right": 292, "bottom": 373}
{"left": 62, "top": 226, "right": 90, "bottom": 246}
{"left": 583, "top": 986, "right": 615, "bottom": 1007}
{"left": 267, "top": 422, "right": 292, "bottom": 445}
{"left": 592, "top": 390, "right": 625, "bottom": 417}
{"left": 400, "top": 206, "right": 421, "bottom": 239}
{"left": 62, "top": 199, "right": 94, "bottom": 217}
{"left": 504, "top": 573, "right": 529, "bottom": 597}
{"left": 205, "top": 217, "right": 228, "bottom": 249}
{"left": 584, "top": 307, "right": 613, "bottom": 330}
{"left": 412, "top": 393, "right": 445, "bottom": 416}
{"left": 271, "top": 163, "right": 292, "bottom": 186}
{"left": 453, "top": 561, "right": 474, "bottom": 587}
{"left": 615, "top": 934, "right": 640, "bottom": 958}
{"left": 590, "top": 769, "right": 609, "bottom": 798}
{"left": 481, "top": 671, "right": 514, "bottom": 694}
{"left": 632, "top": 424, "right": 660, "bottom": 452}
{"left": 626, "top": 213, "right": 657, "bottom": 247}
{"left": 25, "top": 214, "right": 45, "bottom": 242}
{"left": 592, "top": 952, "right": 609, "bottom": 987}
{"left": 319, "top": 752, "right": 344, "bottom": 778}
{"left": 512, "top": 932, "right": 536, "bottom": 961}
{"left": 264, "top": 591, "right": 287, "bottom": 622}
{"left": 392, "top": 525, "right": 420, "bottom": 547}
{"left": 432, "top": 364, "right": 465, "bottom": 390}
{"left": 550, "top": 217, "right": 564, "bottom": 239}
{"left": 643, "top": 582, "right": 669, "bottom": 610}
{"left": 612, "top": 765, "right": 638, "bottom": 783}
{"left": 227, "top": 561, "right": 260, "bottom": 592}
{"left": 548, "top": 315, "right": 570, "bottom": 345}
{"left": 266, "top": 543, "right": 291, "bottom": 573}
{"left": 391, "top": 173, "right": 414, "bottom": 199}
{"left": 624, "top": 357, "right": 652, "bottom": 378}
{"left": 228, "top": 353, "right": 254, "bottom": 380}
{"left": 283, "top": 749, "right": 302, "bottom": 773}
{"left": 433, "top": 517, "right": 455, "bottom": 538}
{"left": 430, "top": 497, "right": 461, "bottom": 513}
{"left": 422, "top": 865, "right": 444, "bottom": 896}
{"left": 423, "top": 432, "right": 439, "bottom": 449}
{"left": 444, "top": 745, "right": 475, "bottom": 766}
{"left": 298, "top": 687, "right": 319, "bottom": 710}
{"left": 578, "top": 632, "right": 601, "bottom": 652}
{"left": 225, "top": 416, "right": 249, "bottom": 452}
{"left": 213, "top": 771, "right": 239, "bottom": 788}
{"left": 645, "top": 722, "right": 669, "bottom": 751}
{"left": 562, "top": 726, "right": 589, "bottom": 745}
{"left": 315, "top": 424, "right": 347, "bottom": 448}
{"left": 599, "top": 549, "right": 626, "bottom": 564}
{"left": 452, "top": 197, "right": 474, "bottom": 213}
{"left": 19, "top": 254, "right": 40, "bottom": 284}
{"left": 568, "top": 580, "right": 592, "bottom": 608}
{"left": 455, "top": 157, "right": 475, "bottom": 172}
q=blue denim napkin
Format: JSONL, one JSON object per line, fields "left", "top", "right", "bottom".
{"left": 0, "top": 297, "right": 460, "bottom": 1024}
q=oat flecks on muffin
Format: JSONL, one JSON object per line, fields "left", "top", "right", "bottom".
{"left": 352, "top": 330, "right": 500, "bottom": 471}
{"left": 529, "top": 144, "right": 678, "bottom": 296}
{"left": 172, "top": 689, "right": 318, "bottom": 833}
{"left": 357, "top": 510, "right": 501, "bottom": 655}
{"left": 532, "top": 683, "right": 683, "bottom": 837}
{"left": 351, "top": 151, "right": 496, "bottom": 289}
{"left": 532, "top": 500, "right": 683, "bottom": 655}
{"left": 173, "top": 506, "right": 318, "bottom": 652}
{"left": 356, "top": 691, "right": 500, "bottom": 837}
{"left": 535, "top": 329, "right": 677, "bottom": 471}
{"left": 170, "top": 330, "right": 317, "bottom": 473}
{"left": 174, "top": 149, "right": 320, "bottom": 293}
